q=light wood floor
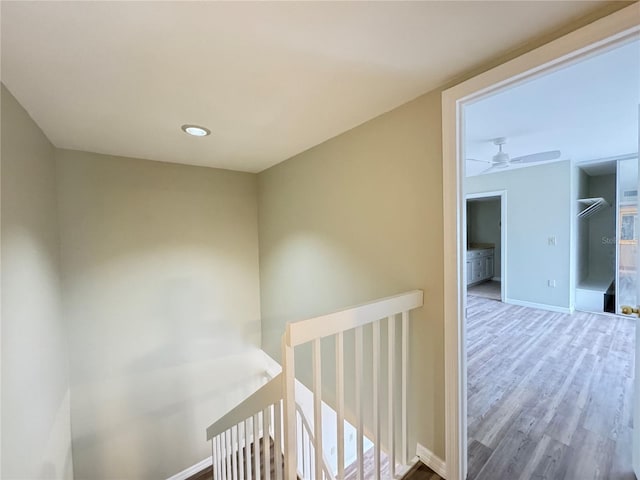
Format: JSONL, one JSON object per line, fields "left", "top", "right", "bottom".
{"left": 468, "top": 280, "right": 501, "bottom": 301}
{"left": 467, "top": 296, "right": 635, "bottom": 480}
{"left": 402, "top": 462, "right": 443, "bottom": 479}
{"left": 343, "top": 447, "right": 441, "bottom": 480}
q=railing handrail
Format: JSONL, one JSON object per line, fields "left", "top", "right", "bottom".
{"left": 206, "top": 373, "right": 282, "bottom": 440}
{"left": 285, "top": 290, "right": 423, "bottom": 347}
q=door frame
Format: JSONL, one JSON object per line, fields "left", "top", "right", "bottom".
{"left": 465, "top": 191, "right": 507, "bottom": 302}
{"left": 442, "top": 6, "right": 640, "bottom": 480}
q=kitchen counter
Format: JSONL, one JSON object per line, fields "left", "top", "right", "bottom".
{"left": 468, "top": 243, "right": 495, "bottom": 250}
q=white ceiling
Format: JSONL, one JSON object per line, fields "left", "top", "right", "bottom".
{"left": 465, "top": 38, "right": 640, "bottom": 177}
{"left": 1, "top": 1, "right": 615, "bottom": 172}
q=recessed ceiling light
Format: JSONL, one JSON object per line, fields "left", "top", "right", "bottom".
{"left": 181, "top": 124, "right": 211, "bottom": 137}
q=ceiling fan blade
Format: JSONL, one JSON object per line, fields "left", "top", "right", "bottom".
{"left": 467, "top": 158, "right": 492, "bottom": 164}
{"left": 481, "top": 164, "right": 506, "bottom": 174}
{"left": 510, "top": 150, "right": 561, "bottom": 164}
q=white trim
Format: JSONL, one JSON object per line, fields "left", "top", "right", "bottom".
{"left": 286, "top": 290, "right": 423, "bottom": 347}
{"left": 166, "top": 456, "right": 212, "bottom": 480}
{"left": 394, "top": 455, "right": 421, "bottom": 479}
{"left": 416, "top": 443, "right": 447, "bottom": 479}
{"left": 465, "top": 191, "right": 503, "bottom": 200}
{"left": 491, "top": 277, "right": 501, "bottom": 282}
{"left": 570, "top": 160, "right": 577, "bottom": 313}
{"left": 443, "top": 6, "right": 640, "bottom": 480}
{"left": 504, "top": 298, "right": 572, "bottom": 314}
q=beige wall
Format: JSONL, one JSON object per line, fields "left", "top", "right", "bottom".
{"left": 255, "top": 5, "right": 629, "bottom": 460}
{"left": 55, "top": 150, "right": 263, "bottom": 479}
{"left": 258, "top": 89, "right": 446, "bottom": 456}
{"left": 1, "top": 85, "right": 73, "bottom": 479}
{"left": 2, "top": 4, "right": 627, "bottom": 475}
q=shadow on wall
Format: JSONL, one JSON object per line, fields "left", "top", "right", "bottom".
{"left": 71, "top": 344, "right": 270, "bottom": 479}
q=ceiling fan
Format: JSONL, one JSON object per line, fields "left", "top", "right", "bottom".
{"left": 467, "top": 137, "right": 561, "bottom": 173}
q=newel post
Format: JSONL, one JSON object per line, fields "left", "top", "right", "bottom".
{"left": 281, "top": 330, "right": 297, "bottom": 479}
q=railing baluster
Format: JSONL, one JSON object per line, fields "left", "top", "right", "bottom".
{"left": 355, "top": 326, "right": 364, "bottom": 480}
{"left": 253, "top": 413, "right": 260, "bottom": 479}
{"left": 245, "top": 419, "right": 252, "bottom": 480}
{"left": 219, "top": 434, "right": 224, "bottom": 480}
{"left": 211, "top": 437, "right": 218, "bottom": 478}
{"left": 219, "top": 435, "right": 224, "bottom": 480}
{"left": 264, "top": 406, "right": 271, "bottom": 480}
{"left": 373, "top": 320, "right": 381, "bottom": 480}
{"left": 299, "top": 413, "right": 305, "bottom": 477}
{"left": 312, "top": 338, "right": 323, "bottom": 480}
{"left": 224, "top": 430, "right": 230, "bottom": 480}
{"left": 220, "top": 432, "right": 224, "bottom": 480}
{"left": 238, "top": 423, "right": 245, "bottom": 480}
{"left": 233, "top": 426, "right": 239, "bottom": 480}
{"left": 281, "top": 336, "right": 297, "bottom": 480}
{"left": 274, "top": 400, "right": 283, "bottom": 480}
{"left": 388, "top": 315, "right": 396, "bottom": 479}
{"left": 212, "top": 437, "right": 217, "bottom": 480}
{"left": 310, "top": 442, "right": 315, "bottom": 480}
{"left": 308, "top": 427, "right": 312, "bottom": 480}
{"left": 336, "top": 331, "right": 345, "bottom": 480}
{"left": 402, "top": 310, "right": 409, "bottom": 466}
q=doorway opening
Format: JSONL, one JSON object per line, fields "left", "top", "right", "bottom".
{"left": 461, "top": 39, "right": 638, "bottom": 479}
{"left": 574, "top": 156, "right": 639, "bottom": 316}
{"left": 465, "top": 192, "right": 505, "bottom": 303}
{"left": 442, "top": 7, "right": 640, "bottom": 480}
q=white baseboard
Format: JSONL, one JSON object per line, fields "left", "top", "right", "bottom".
{"left": 505, "top": 298, "right": 571, "bottom": 314}
{"left": 166, "top": 456, "right": 212, "bottom": 480}
{"left": 416, "top": 443, "right": 447, "bottom": 479}
{"left": 491, "top": 276, "right": 502, "bottom": 282}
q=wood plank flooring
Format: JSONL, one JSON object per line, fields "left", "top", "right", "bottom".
{"left": 402, "top": 462, "right": 443, "bottom": 480}
{"left": 187, "top": 437, "right": 287, "bottom": 480}
{"left": 468, "top": 280, "right": 501, "bottom": 301}
{"left": 467, "top": 295, "right": 635, "bottom": 480}
{"left": 343, "top": 446, "right": 442, "bottom": 480}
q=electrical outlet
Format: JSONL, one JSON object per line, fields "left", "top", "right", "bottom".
{"left": 548, "top": 236, "right": 556, "bottom": 246}
{"left": 548, "top": 279, "right": 556, "bottom": 287}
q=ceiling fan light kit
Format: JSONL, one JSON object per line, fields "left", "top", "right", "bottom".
{"left": 492, "top": 137, "right": 509, "bottom": 165}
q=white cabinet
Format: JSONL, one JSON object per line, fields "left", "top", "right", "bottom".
{"left": 485, "top": 255, "right": 494, "bottom": 279}
{"left": 466, "top": 248, "right": 495, "bottom": 286}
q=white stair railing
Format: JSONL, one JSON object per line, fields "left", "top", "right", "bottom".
{"left": 296, "top": 403, "right": 334, "bottom": 480}
{"left": 207, "top": 290, "right": 424, "bottom": 480}
{"left": 207, "top": 374, "right": 285, "bottom": 480}
{"left": 206, "top": 374, "right": 334, "bottom": 480}
{"left": 282, "top": 290, "right": 423, "bottom": 480}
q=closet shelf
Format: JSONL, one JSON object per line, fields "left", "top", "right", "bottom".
{"left": 577, "top": 197, "right": 609, "bottom": 219}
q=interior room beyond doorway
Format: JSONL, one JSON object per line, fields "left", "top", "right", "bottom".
{"left": 466, "top": 195, "right": 502, "bottom": 302}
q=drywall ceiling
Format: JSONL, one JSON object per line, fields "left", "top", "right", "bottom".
{"left": 1, "top": 1, "right": 617, "bottom": 172}
{"left": 465, "top": 38, "right": 640, "bottom": 177}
